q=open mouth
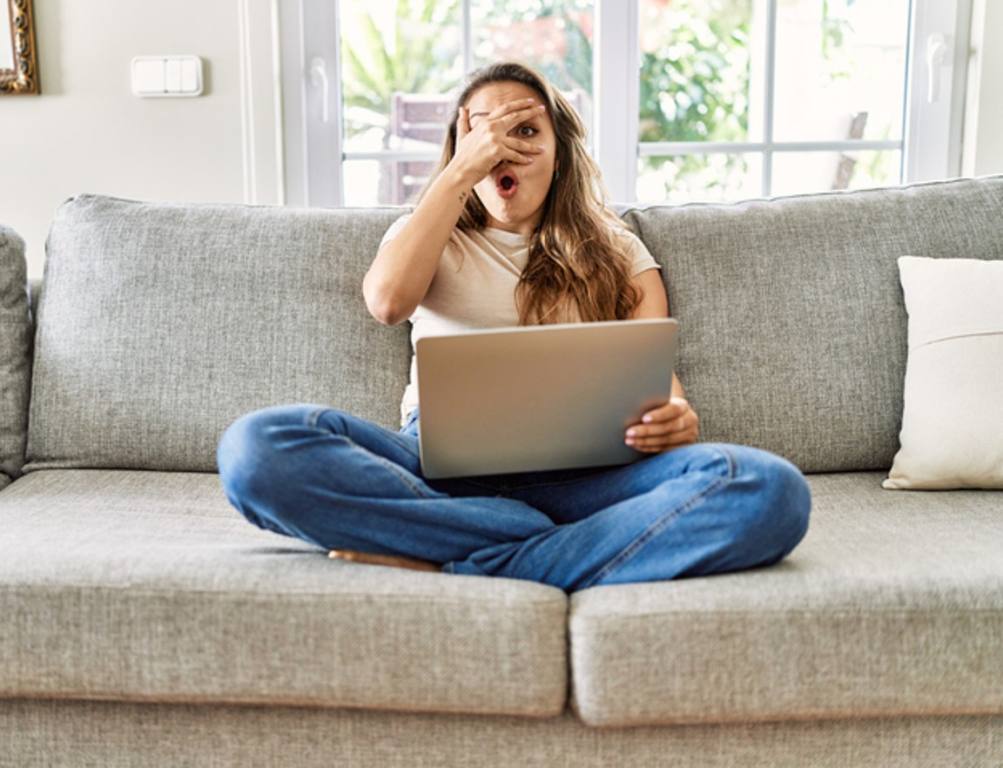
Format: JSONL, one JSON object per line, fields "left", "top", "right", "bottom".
{"left": 496, "top": 171, "right": 519, "bottom": 198}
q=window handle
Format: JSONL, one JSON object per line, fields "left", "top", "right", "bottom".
{"left": 309, "top": 57, "right": 330, "bottom": 123}
{"left": 926, "top": 34, "right": 947, "bottom": 104}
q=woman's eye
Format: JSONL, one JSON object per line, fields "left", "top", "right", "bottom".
{"left": 517, "top": 125, "right": 537, "bottom": 137}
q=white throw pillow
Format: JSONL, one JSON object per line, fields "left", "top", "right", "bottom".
{"left": 883, "top": 256, "right": 1003, "bottom": 490}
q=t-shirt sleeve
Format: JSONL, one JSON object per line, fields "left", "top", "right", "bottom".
{"left": 621, "top": 229, "right": 663, "bottom": 277}
{"left": 379, "top": 212, "right": 413, "bottom": 249}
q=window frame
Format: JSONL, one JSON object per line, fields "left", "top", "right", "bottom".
{"left": 282, "top": 0, "right": 971, "bottom": 207}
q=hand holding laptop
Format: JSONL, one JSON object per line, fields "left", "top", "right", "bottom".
{"left": 625, "top": 395, "right": 699, "bottom": 452}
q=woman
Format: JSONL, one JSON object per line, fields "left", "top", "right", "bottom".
{"left": 216, "top": 61, "right": 811, "bottom": 593}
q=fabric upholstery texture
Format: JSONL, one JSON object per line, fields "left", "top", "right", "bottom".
{"left": 3, "top": 467, "right": 1000, "bottom": 726}
{"left": 28, "top": 276, "right": 39, "bottom": 321}
{"left": 26, "top": 193, "right": 413, "bottom": 473}
{"left": 569, "top": 471, "right": 1003, "bottom": 727}
{"left": 0, "top": 225, "right": 33, "bottom": 489}
{"left": 2, "top": 700, "right": 1002, "bottom": 768}
{"left": 28, "top": 180, "right": 1003, "bottom": 475}
{"left": 7, "top": 181, "right": 1003, "bottom": 760}
{"left": 883, "top": 256, "right": 1003, "bottom": 489}
{"left": 0, "top": 469, "right": 567, "bottom": 717}
{"left": 622, "top": 175, "right": 1003, "bottom": 473}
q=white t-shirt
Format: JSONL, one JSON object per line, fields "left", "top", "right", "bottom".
{"left": 377, "top": 213, "right": 663, "bottom": 427}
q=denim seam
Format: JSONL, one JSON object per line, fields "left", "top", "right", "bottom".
{"left": 306, "top": 407, "right": 328, "bottom": 429}
{"left": 577, "top": 446, "right": 736, "bottom": 590}
{"left": 311, "top": 408, "right": 436, "bottom": 499}
{"left": 389, "top": 431, "right": 423, "bottom": 462}
{"left": 361, "top": 442, "right": 438, "bottom": 499}
{"left": 405, "top": 407, "right": 621, "bottom": 493}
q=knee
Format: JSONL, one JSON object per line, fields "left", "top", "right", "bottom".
{"left": 725, "top": 445, "right": 812, "bottom": 560}
{"left": 216, "top": 403, "right": 324, "bottom": 503}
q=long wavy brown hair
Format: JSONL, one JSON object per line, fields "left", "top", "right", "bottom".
{"left": 413, "top": 61, "right": 643, "bottom": 325}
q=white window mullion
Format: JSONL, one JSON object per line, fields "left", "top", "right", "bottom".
{"left": 277, "top": 0, "right": 306, "bottom": 206}
{"left": 762, "top": 0, "right": 777, "bottom": 196}
{"left": 903, "top": 0, "right": 974, "bottom": 182}
{"left": 287, "top": 0, "right": 345, "bottom": 208}
{"left": 594, "top": 0, "right": 639, "bottom": 204}
{"left": 640, "top": 140, "right": 902, "bottom": 156}
{"left": 898, "top": 0, "right": 916, "bottom": 183}
{"left": 462, "top": 0, "right": 472, "bottom": 74}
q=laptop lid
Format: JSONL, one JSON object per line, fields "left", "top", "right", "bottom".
{"left": 415, "top": 318, "right": 679, "bottom": 479}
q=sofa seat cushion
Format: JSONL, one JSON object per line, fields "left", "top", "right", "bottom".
{"left": 569, "top": 473, "right": 1003, "bottom": 727}
{"left": 0, "top": 469, "right": 568, "bottom": 718}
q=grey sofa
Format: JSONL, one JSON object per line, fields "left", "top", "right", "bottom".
{"left": 1, "top": 176, "right": 1001, "bottom": 766}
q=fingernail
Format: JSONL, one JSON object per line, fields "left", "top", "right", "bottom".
{"left": 626, "top": 429, "right": 637, "bottom": 436}
{"left": 642, "top": 415, "right": 652, "bottom": 422}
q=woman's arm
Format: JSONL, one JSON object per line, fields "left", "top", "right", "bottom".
{"left": 363, "top": 164, "right": 475, "bottom": 326}
{"left": 629, "top": 268, "right": 685, "bottom": 399}
{"left": 364, "top": 98, "right": 545, "bottom": 326}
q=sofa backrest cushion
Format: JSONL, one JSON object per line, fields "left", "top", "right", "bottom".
{"left": 25, "top": 194, "right": 410, "bottom": 472}
{"left": 623, "top": 175, "right": 1003, "bottom": 472}
{"left": 0, "top": 226, "right": 33, "bottom": 487}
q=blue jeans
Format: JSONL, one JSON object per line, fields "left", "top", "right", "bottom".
{"left": 216, "top": 403, "right": 811, "bottom": 593}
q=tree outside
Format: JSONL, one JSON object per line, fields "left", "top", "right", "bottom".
{"left": 338, "top": 0, "right": 893, "bottom": 205}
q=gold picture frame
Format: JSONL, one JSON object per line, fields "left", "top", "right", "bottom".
{"left": 1, "top": 0, "right": 39, "bottom": 94}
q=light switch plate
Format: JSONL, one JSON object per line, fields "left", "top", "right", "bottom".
{"left": 131, "top": 55, "right": 204, "bottom": 97}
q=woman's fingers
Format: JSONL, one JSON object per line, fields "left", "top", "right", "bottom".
{"left": 625, "top": 407, "right": 698, "bottom": 439}
{"left": 503, "top": 136, "right": 546, "bottom": 155}
{"left": 506, "top": 150, "right": 535, "bottom": 165}
{"left": 625, "top": 408, "right": 699, "bottom": 451}
{"left": 499, "top": 137, "right": 544, "bottom": 166}
{"left": 498, "top": 103, "right": 546, "bottom": 127}
{"left": 487, "top": 96, "right": 541, "bottom": 122}
{"left": 454, "top": 98, "right": 544, "bottom": 176}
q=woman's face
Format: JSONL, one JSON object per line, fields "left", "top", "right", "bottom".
{"left": 463, "top": 81, "right": 557, "bottom": 236}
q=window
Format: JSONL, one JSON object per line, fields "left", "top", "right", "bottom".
{"left": 283, "top": 0, "right": 971, "bottom": 207}
{"left": 636, "top": 0, "right": 910, "bottom": 203}
{"left": 337, "top": 0, "right": 593, "bottom": 206}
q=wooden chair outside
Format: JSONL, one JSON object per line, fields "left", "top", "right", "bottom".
{"left": 832, "top": 111, "right": 868, "bottom": 190}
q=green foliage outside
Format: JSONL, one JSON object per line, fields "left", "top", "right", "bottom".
{"left": 338, "top": 0, "right": 885, "bottom": 202}
{"left": 637, "top": 0, "right": 752, "bottom": 199}
{"left": 340, "top": 0, "right": 462, "bottom": 148}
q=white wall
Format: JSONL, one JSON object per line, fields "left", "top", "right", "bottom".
{"left": 0, "top": 0, "right": 283, "bottom": 280}
{"left": 962, "top": 0, "right": 1003, "bottom": 177}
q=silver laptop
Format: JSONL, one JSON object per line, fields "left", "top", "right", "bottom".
{"left": 415, "top": 318, "right": 679, "bottom": 479}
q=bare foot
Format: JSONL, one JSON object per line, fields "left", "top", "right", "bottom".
{"left": 329, "top": 548, "right": 441, "bottom": 572}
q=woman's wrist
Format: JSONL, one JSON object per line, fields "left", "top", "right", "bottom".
{"left": 439, "top": 161, "right": 478, "bottom": 200}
